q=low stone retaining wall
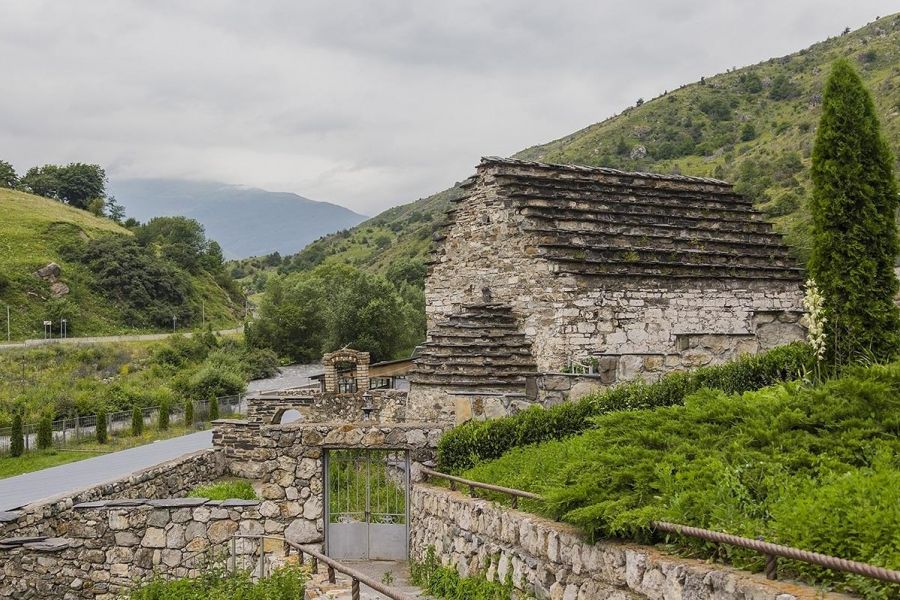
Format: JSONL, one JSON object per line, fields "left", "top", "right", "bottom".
{"left": 410, "top": 484, "right": 847, "bottom": 600}
{"left": 0, "top": 449, "right": 225, "bottom": 539}
{"left": 246, "top": 389, "right": 409, "bottom": 424}
{"left": 217, "top": 420, "right": 445, "bottom": 547}
{"left": 0, "top": 497, "right": 281, "bottom": 599}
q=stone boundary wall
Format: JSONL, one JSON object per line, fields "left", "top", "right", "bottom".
{"left": 0, "top": 497, "right": 282, "bottom": 599}
{"left": 245, "top": 389, "right": 408, "bottom": 425}
{"left": 216, "top": 421, "right": 445, "bottom": 547}
{"left": 411, "top": 484, "right": 848, "bottom": 600}
{"left": 0, "top": 449, "right": 225, "bottom": 539}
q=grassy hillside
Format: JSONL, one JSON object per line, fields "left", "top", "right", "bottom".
{"left": 275, "top": 14, "right": 899, "bottom": 281}
{"left": 0, "top": 188, "right": 241, "bottom": 340}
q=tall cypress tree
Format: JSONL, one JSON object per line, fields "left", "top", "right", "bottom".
{"left": 809, "top": 59, "right": 900, "bottom": 364}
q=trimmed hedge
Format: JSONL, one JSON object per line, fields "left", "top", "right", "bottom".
{"left": 437, "top": 342, "right": 815, "bottom": 472}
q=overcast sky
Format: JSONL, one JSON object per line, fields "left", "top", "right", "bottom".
{"left": 1, "top": 1, "right": 894, "bottom": 215}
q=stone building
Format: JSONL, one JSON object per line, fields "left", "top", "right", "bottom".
{"left": 408, "top": 157, "right": 805, "bottom": 421}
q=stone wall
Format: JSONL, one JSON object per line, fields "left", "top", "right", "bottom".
{"left": 0, "top": 449, "right": 225, "bottom": 540}
{"left": 410, "top": 484, "right": 846, "bottom": 600}
{"left": 215, "top": 420, "right": 445, "bottom": 547}
{"left": 245, "top": 389, "right": 408, "bottom": 425}
{"left": 0, "top": 497, "right": 282, "bottom": 599}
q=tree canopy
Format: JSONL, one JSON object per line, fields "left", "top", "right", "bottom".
{"left": 808, "top": 59, "right": 900, "bottom": 364}
{"left": 20, "top": 163, "right": 107, "bottom": 209}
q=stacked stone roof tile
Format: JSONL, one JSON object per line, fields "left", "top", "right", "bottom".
{"left": 409, "top": 303, "right": 538, "bottom": 391}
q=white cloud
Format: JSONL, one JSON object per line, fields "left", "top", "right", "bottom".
{"left": 0, "top": 0, "right": 894, "bottom": 213}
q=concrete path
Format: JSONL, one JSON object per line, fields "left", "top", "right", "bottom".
{"left": 306, "top": 560, "right": 427, "bottom": 599}
{"left": 0, "top": 327, "right": 244, "bottom": 352}
{"left": 0, "top": 430, "right": 212, "bottom": 511}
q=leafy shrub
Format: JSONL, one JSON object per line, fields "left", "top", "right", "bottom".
{"left": 208, "top": 395, "right": 219, "bottom": 421}
{"left": 127, "top": 565, "right": 306, "bottom": 600}
{"left": 411, "top": 546, "right": 515, "bottom": 600}
{"left": 95, "top": 409, "right": 108, "bottom": 444}
{"left": 182, "top": 364, "right": 245, "bottom": 402}
{"left": 184, "top": 400, "right": 194, "bottom": 427}
{"left": 464, "top": 362, "right": 900, "bottom": 599}
{"left": 37, "top": 413, "right": 53, "bottom": 450}
{"left": 131, "top": 406, "right": 144, "bottom": 436}
{"left": 10, "top": 413, "right": 24, "bottom": 457}
{"left": 158, "top": 400, "right": 169, "bottom": 431}
{"left": 188, "top": 479, "right": 257, "bottom": 501}
{"left": 438, "top": 343, "right": 814, "bottom": 473}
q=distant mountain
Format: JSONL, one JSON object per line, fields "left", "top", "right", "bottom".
{"left": 108, "top": 179, "right": 367, "bottom": 259}
{"left": 278, "top": 13, "right": 899, "bottom": 281}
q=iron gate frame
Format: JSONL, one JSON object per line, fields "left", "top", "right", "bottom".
{"left": 323, "top": 448, "right": 411, "bottom": 561}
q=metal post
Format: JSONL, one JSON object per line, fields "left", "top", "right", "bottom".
{"left": 258, "top": 541, "right": 265, "bottom": 579}
{"left": 5, "top": 305, "right": 9, "bottom": 342}
{"left": 230, "top": 537, "right": 237, "bottom": 574}
{"left": 328, "top": 565, "right": 336, "bottom": 583}
{"left": 351, "top": 578, "right": 360, "bottom": 600}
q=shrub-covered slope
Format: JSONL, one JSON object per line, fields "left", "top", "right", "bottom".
{"left": 274, "top": 14, "right": 899, "bottom": 282}
{"left": 463, "top": 363, "right": 900, "bottom": 599}
{"left": 0, "top": 188, "right": 242, "bottom": 339}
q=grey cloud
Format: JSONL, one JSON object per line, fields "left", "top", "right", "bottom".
{"left": 0, "top": 0, "right": 895, "bottom": 214}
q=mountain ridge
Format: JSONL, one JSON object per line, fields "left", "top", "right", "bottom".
{"left": 109, "top": 178, "right": 367, "bottom": 259}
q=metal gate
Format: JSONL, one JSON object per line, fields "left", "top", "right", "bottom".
{"left": 325, "top": 449, "right": 409, "bottom": 560}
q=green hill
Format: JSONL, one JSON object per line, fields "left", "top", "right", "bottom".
{"left": 276, "top": 14, "right": 899, "bottom": 281}
{"left": 0, "top": 188, "right": 242, "bottom": 340}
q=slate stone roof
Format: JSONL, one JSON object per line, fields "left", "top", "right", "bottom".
{"left": 453, "top": 157, "right": 804, "bottom": 282}
{"left": 408, "top": 303, "right": 538, "bottom": 391}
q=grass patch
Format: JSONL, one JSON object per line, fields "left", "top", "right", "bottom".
{"left": 464, "top": 361, "right": 900, "bottom": 599}
{"left": 188, "top": 479, "right": 258, "bottom": 501}
{"left": 127, "top": 564, "right": 306, "bottom": 600}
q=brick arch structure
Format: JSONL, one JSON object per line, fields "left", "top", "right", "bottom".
{"left": 322, "top": 348, "right": 370, "bottom": 393}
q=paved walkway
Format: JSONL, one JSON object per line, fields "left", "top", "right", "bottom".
{"left": 305, "top": 560, "right": 427, "bottom": 599}
{"left": 0, "top": 430, "right": 212, "bottom": 511}
{"left": 0, "top": 327, "right": 244, "bottom": 352}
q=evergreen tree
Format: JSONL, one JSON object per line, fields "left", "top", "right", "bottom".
{"left": 10, "top": 413, "right": 24, "bottom": 457}
{"left": 158, "top": 400, "right": 170, "bottom": 431}
{"left": 37, "top": 413, "right": 53, "bottom": 450}
{"left": 208, "top": 395, "right": 219, "bottom": 421}
{"left": 131, "top": 405, "right": 144, "bottom": 436}
{"left": 184, "top": 399, "right": 194, "bottom": 428}
{"left": 809, "top": 59, "right": 900, "bottom": 364}
{"left": 96, "top": 409, "right": 108, "bottom": 444}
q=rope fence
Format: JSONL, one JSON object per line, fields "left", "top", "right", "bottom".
{"left": 420, "top": 468, "right": 900, "bottom": 586}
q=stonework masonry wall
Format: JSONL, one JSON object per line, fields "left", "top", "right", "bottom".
{"left": 245, "top": 389, "right": 408, "bottom": 425}
{"left": 0, "top": 498, "right": 282, "bottom": 599}
{"left": 411, "top": 484, "right": 846, "bottom": 600}
{"left": 214, "top": 420, "right": 446, "bottom": 547}
{"left": 0, "top": 449, "right": 225, "bottom": 540}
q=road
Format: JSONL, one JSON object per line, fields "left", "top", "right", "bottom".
{"left": 0, "top": 326, "right": 244, "bottom": 352}
{"left": 0, "top": 430, "right": 212, "bottom": 512}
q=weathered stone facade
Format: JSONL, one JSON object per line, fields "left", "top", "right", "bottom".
{"left": 0, "top": 497, "right": 282, "bottom": 599}
{"left": 411, "top": 484, "right": 848, "bottom": 600}
{"left": 409, "top": 157, "right": 805, "bottom": 421}
{"left": 245, "top": 389, "right": 408, "bottom": 425}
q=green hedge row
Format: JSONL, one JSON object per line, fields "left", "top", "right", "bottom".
{"left": 437, "top": 342, "right": 815, "bottom": 473}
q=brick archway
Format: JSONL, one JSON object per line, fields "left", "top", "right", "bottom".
{"left": 322, "top": 348, "right": 370, "bottom": 393}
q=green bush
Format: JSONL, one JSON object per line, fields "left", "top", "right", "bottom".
{"left": 184, "top": 400, "right": 194, "bottom": 427}
{"left": 95, "top": 409, "right": 108, "bottom": 444}
{"left": 188, "top": 479, "right": 257, "bottom": 501}
{"left": 208, "top": 395, "right": 219, "bottom": 421}
{"left": 37, "top": 413, "right": 53, "bottom": 449}
{"left": 464, "top": 362, "right": 900, "bottom": 599}
{"left": 411, "top": 546, "right": 515, "bottom": 600}
{"left": 10, "top": 412, "right": 24, "bottom": 457}
{"left": 438, "top": 343, "right": 814, "bottom": 472}
{"left": 158, "top": 400, "right": 169, "bottom": 431}
{"left": 131, "top": 405, "right": 144, "bottom": 436}
{"left": 127, "top": 565, "right": 306, "bottom": 600}
{"left": 182, "top": 364, "right": 245, "bottom": 402}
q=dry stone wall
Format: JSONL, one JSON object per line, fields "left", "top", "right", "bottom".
{"left": 245, "top": 389, "right": 408, "bottom": 425}
{"left": 0, "top": 449, "right": 225, "bottom": 540}
{"left": 0, "top": 497, "right": 281, "bottom": 599}
{"left": 214, "top": 420, "right": 446, "bottom": 547}
{"left": 411, "top": 484, "right": 848, "bottom": 600}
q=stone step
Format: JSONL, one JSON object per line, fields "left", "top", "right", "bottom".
{"left": 520, "top": 205, "right": 774, "bottom": 234}
{"left": 549, "top": 256, "right": 803, "bottom": 280}
{"left": 528, "top": 227, "right": 793, "bottom": 257}
{"left": 514, "top": 194, "right": 762, "bottom": 224}
{"left": 539, "top": 244, "right": 797, "bottom": 269}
